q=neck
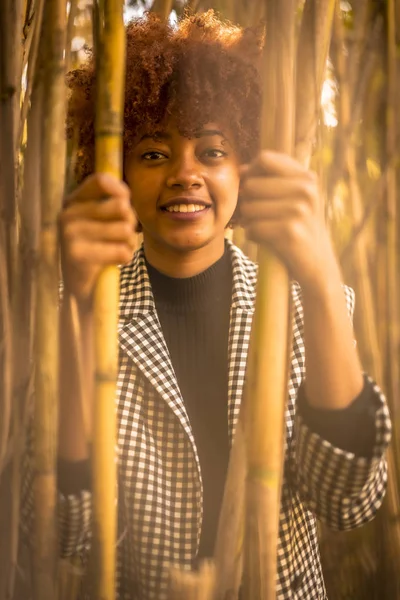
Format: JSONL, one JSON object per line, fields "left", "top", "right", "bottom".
{"left": 143, "top": 236, "right": 226, "bottom": 278}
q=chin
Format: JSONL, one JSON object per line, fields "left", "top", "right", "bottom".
{"left": 166, "top": 236, "right": 213, "bottom": 253}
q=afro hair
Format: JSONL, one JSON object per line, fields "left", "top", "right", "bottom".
{"left": 67, "top": 10, "right": 264, "bottom": 183}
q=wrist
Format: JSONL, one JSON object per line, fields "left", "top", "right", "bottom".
{"left": 300, "top": 248, "right": 343, "bottom": 304}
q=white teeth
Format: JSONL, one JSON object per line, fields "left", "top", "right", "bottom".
{"left": 165, "top": 204, "right": 207, "bottom": 213}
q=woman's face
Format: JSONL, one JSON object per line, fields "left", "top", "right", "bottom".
{"left": 124, "top": 121, "right": 240, "bottom": 256}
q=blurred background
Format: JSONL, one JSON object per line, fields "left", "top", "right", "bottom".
{"left": 0, "top": 0, "right": 399, "bottom": 598}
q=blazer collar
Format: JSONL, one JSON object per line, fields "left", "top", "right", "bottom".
{"left": 118, "top": 241, "right": 257, "bottom": 446}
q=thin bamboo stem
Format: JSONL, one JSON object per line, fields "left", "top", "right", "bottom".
{"left": 18, "top": 0, "right": 45, "bottom": 149}
{"left": 0, "top": 230, "right": 11, "bottom": 476}
{"left": 91, "top": 1, "right": 126, "bottom": 598}
{"left": 169, "top": 561, "right": 216, "bottom": 600}
{"left": 332, "top": 0, "right": 382, "bottom": 381}
{"left": 151, "top": 0, "right": 173, "bottom": 21}
{"left": 340, "top": 151, "right": 398, "bottom": 264}
{"left": 7, "top": 67, "right": 44, "bottom": 600}
{"left": 378, "top": 4, "right": 400, "bottom": 593}
{"left": 0, "top": 0, "right": 24, "bottom": 296}
{"left": 385, "top": 0, "right": 399, "bottom": 412}
{"left": 295, "top": 0, "right": 336, "bottom": 167}
{"left": 0, "top": 0, "right": 25, "bottom": 487}
{"left": 242, "top": 2, "right": 295, "bottom": 599}
{"left": 212, "top": 420, "right": 247, "bottom": 599}
{"left": 66, "top": 0, "right": 78, "bottom": 71}
{"left": 32, "top": 1, "right": 67, "bottom": 599}
{"left": 346, "top": 148, "right": 382, "bottom": 382}
{"left": 328, "top": 10, "right": 383, "bottom": 198}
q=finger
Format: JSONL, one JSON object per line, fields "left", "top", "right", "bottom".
{"left": 244, "top": 150, "right": 314, "bottom": 179}
{"left": 239, "top": 198, "right": 311, "bottom": 222}
{"left": 65, "top": 172, "right": 131, "bottom": 205}
{"left": 63, "top": 220, "right": 137, "bottom": 246}
{"left": 244, "top": 218, "right": 304, "bottom": 259}
{"left": 244, "top": 219, "right": 290, "bottom": 263}
{"left": 240, "top": 177, "right": 316, "bottom": 201}
{"left": 68, "top": 240, "right": 135, "bottom": 266}
{"left": 62, "top": 196, "right": 136, "bottom": 224}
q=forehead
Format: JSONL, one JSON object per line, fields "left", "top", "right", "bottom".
{"left": 134, "top": 122, "right": 230, "bottom": 144}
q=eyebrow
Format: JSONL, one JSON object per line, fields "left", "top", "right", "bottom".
{"left": 138, "top": 129, "right": 227, "bottom": 142}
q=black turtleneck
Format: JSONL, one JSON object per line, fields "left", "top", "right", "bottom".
{"left": 146, "top": 246, "right": 233, "bottom": 559}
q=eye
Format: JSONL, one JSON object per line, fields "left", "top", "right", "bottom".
{"left": 141, "top": 151, "right": 167, "bottom": 161}
{"left": 202, "top": 148, "right": 228, "bottom": 159}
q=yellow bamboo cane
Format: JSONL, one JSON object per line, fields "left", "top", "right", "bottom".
{"left": 295, "top": 0, "right": 336, "bottom": 168}
{"left": 242, "top": 1, "right": 295, "bottom": 598}
{"left": 377, "top": 1, "right": 400, "bottom": 595}
{"left": 151, "top": 0, "right": 173, "bottom": 21}
{"left": 33, "top": 2, "right": 67, "bottom": 599}
{"left": 91, "top": 1, "right": 126, "bottom": 598}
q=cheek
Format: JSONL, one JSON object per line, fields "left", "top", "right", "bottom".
{"left": 127, "top": 175, "right": 158, "bottom": 220}
{"left": 214, "top": 172, "right": 240, "bottom": 213}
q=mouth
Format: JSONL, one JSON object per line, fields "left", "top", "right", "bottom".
{"left": 159, "top": 198, "right": 212, "bottom": 220}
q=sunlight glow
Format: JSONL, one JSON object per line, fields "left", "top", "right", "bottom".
{"left": 321, "top": 74, "right": 338, "bottom": 128}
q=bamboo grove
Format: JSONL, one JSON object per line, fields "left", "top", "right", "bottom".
{"left": 0, "top": 0, "right": 399, "bottom": 599}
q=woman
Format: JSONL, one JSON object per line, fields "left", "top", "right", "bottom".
{"left": 22, "top": 10, "right": 391, "bottom": 600}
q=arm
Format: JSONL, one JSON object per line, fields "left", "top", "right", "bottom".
{"left": 300, "top": 246, "right": 363, "bottom": 410}
{"left": 292, "top": 283, "right": 391, "bottom": 530}
{"left": 239, "top": 150, "right": 391, "bottom": 529}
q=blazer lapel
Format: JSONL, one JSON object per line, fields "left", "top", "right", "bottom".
{"left": 118, "top": 248, "right": 197, "bottom": 453}
{"left": 225, "top": 242, "right": 257, "bottom": 444}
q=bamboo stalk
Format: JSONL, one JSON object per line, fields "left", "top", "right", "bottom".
{"left": 242, "top": 2, "right": 295, "bottom": 599}
{"left": 7, "top": 53, "right": 44, "bottom": 600}
{"left": 18, "top": 0, "right": 45, "bottom": 149}
{"left": 91, "top": 1, "right": 126, "bottom": 598}
{"left": 212, "top": 419, "right": 247, "bottom": 599}
{"left": 0, "top": 0, "right": 24, "bottom": 294}
{"left": 0, "top": 229, "right": 11, "bottom": 476}
{"left": 328, "top": 9, "right": 383, "bottom": 198}
{"left": 169, "top": 561, "right": 216, "bottom": 600}
{"left": 66, "top": 0, "right": 78, "bottom": 71}
{"left": 32, "top": 2, "right": 67, "bottom": 599}
{"left": 295, "top": 0, "right": 336, "bottom": 167}
{"left": 385, "top": 0, "right": 399, "bottom": 416}
{"left": 151, "top": 0, "right": 173, "bottom": 21}
{"left": 346, "top": 148, "right": 382, "bottom": 382}
{"left": 378, "top": 3, "right": 400, "bottom": 594}
{"left": 331, "top": 2, "right": 382, "bottom": 380}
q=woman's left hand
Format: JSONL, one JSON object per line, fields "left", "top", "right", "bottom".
{"left": 239, "top": 150, "right": 339, "bottom": 294}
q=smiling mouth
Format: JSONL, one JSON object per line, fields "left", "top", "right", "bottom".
{"left": 161, "top": 203, "right": 209, "bottom": 214}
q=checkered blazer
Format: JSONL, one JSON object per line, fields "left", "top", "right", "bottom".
{"left": 22, "top": 241, "right": 391, "bottom": 600}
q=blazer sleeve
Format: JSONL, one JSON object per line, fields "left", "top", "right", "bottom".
{"left": 292, "top": 285, "right": 392, "bottom": 530}
{"left": 20, "top": 422, "right": 92, "bottom": 559}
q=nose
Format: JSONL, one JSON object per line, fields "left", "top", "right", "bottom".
{"left": 166, "top": 152, "right": 203, "bottom": 190}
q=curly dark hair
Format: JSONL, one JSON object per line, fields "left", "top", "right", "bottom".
{"left": 67, "top": 10, "right": 264, "bottom": 184}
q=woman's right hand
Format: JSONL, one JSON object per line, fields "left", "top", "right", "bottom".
{"left": 60, "top": 173, "right": 137, "bottom": 305}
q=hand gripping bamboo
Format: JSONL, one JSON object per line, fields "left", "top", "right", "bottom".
{"left": 242, "top": 2, "right": 296, "bottom": 599}
{"left": 92, "top": 2, "right": 126, "bottom": 599}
